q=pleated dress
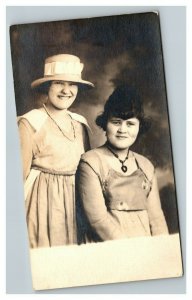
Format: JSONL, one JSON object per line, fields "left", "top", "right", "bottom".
{"left": 18, "top": 108, "right": 89, "bottom": 248}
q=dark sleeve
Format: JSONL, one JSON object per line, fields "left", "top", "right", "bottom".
{"left": 18, "top": 119, "right": 33, "bottom": 181}
{"left": 82, "top": 125, "right": 91, "bottom": 152}
{"left": 147, "top": 172, "right": 169, "bottom": 235}
{"left": 77, "top": 160, "right": 126, "bottom": 241}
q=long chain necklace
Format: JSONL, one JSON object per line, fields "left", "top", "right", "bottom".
{"left": 43, "top": 104, "right": 76, "bottom": 141}
{"left": 107, "top": 146, "right": 129, "bottom": 173}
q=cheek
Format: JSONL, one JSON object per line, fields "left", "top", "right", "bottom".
{"left": 48, "top": 86, "right": 57, "bottom": 97}
{"left": 106, "top": 127, "right": 116, "bottom": 140}
{"left": 72, "top": 86, "right": 78, "bottom": 96}
{"left": 130, "top": 126, "right": 140, "bottom": 138}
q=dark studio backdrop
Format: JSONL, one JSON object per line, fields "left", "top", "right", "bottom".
{"left": 10, "top": 12, "right": 179, "bottom": 234}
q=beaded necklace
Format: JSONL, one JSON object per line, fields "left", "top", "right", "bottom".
{"left": 43, "top": 104, "right": 76, "bottom": 141}
{"left": 107, "top": 145, "right": 129, "bottom": 173}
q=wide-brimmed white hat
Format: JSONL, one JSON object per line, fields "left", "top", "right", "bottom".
{"left": 31, "top": 54, "right": 94, "bottom": 88}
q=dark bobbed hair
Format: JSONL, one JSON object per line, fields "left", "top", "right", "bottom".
{"left": 96, "top": 85, "right": 151, "bottom": 135}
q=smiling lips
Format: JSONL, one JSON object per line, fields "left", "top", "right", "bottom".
{"left": 58, "top": 94, "right": 72, "bottom": 100}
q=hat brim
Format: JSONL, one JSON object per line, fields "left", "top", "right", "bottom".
{"left": 31, "top": 75, "right": 94, "bottom": 88}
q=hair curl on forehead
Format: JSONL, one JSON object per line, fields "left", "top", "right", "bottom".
{"left": 96, "top": 85, "right": 151, "bottom": 135}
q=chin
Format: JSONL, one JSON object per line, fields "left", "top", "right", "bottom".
{"left": 54, "top": 104, "right": 68, "bottom": 110}
{"left": 55, "top": 106, "right": 66, "bottom": 110}
{"left": 109, "top": 143, "right": 130, "bottom": 150}
{"left": 117, "top": 146, "right": 130, "bottom": 150}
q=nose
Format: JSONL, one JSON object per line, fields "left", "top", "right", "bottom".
{"left": 118, "top": 122, "right": 127, "bottom": 133}
{"left": 61, "top": 83, "right": 70, "bottom": 94}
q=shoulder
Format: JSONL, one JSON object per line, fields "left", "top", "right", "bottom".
{"left": 17, "top": 109, "right": 48, "bottom": 132}
{"left": 81, "top": 146, "right": 105, "bottom": 161}
{"left": 133, "top": 151, "right": 155, "bottom": 180}
{"left": 80, "top": 147, "right": 105, "bottom": 174}
{"left": 67, "top": 111, "right": 91, "bottom": 133}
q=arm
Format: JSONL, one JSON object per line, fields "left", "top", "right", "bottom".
{"left": 77, "top": 161, "right": 126, "bottom": 241}
{"left": 18, "top": 119, "right": 33, "bottom": 181}
{"left": 147, "top": 172, "right": 169, "bottom": 235}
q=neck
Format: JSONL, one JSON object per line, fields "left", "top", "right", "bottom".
{"left": 44, "top": 103, "right": 69, "bottom": 119}
{"left": 106, "top": 142, "right": 129, "bottom": 158}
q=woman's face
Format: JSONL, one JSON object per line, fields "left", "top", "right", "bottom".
{"left": 106, "top": 116, "right": 140, "bottom": 150}
{"left": 47, "top": 81, "right": 78, "bottom": 110}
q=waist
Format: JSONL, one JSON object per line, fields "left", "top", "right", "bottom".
{"left": 32, "top": 166, "right": 76, "bottom": 176}
{"left": 108, "top": 200, "right": 146, "bottom": 211}
{"left": 105, "top": 188, "right": 148, "bottom": 211}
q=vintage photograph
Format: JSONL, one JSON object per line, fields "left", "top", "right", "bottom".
{"left": 10, "top": 11, "right": 183, "bottom": 290}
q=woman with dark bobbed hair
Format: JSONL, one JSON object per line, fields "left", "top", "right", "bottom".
{"left": 77, "top": 85, "right": 168, "bottom": 242}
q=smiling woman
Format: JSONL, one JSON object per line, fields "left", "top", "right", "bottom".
{"left": 47, "top": 81, "right": 78, "bottom": 110}
{"left": 106, "top": 117, "right": 140, "bottom": 152}
{"left": 17, "top": 54, "right": 94, "bottom": 248}
{"left": 77, "top": 85, "right": 169, "bottom": 243}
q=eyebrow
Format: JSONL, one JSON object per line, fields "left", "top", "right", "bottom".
{"left": 127, "top": 120, "right": 136, "bottom": 124}
{"left": 110, "top": 118, "right": 136, "bottom": 122}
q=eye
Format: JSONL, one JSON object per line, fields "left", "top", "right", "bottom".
{"left": 127, "top": 120, "right": 139, "bottom": 127}
{"left": 53, "top": 81, "right": 63, "bottom": 85}
{"left": 127, "top": 122, "right": 135, "bottom": 126}
{"left": 111, "top": 120, "right": 121, "bottom": 125}
{"left": 68, "top": 82, "right": 77, "bottom": 87}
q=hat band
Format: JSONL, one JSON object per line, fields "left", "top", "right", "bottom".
{"left": 44, "top": 61, "right": 84, "bottom": 76}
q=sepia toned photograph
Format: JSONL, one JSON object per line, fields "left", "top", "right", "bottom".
{"left": 9, "top": 11, "right": 183, "bottom": 290}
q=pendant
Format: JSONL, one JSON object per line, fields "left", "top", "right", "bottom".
{"left": 121, "top": 165, "right": 127, "bottom": 173}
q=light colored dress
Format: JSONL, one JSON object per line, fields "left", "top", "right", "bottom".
{"left": 18, "top": 107, "right": 90, "bottom": 248}
{"left": 77, "top": 146, "right": 168, "bottom": 242}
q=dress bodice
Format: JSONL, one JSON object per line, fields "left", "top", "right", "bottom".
{"left": 18, "top": 109, "right": 89, "bottom": 173}
{"left": 31, "top": 117, "right": 85, "bottom": 172}
{"left": 79, "top": 146, "right": 169, "bottom": 240}
{"left": 103, "top": 167, "right": 152, "bottom": 211}
{"left": 80, "top": 146, "right": 154, "bottom": 211}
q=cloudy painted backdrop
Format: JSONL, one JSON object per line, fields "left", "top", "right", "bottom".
{"left": 10, "top": 12, "right": 179, "bottom": 233}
